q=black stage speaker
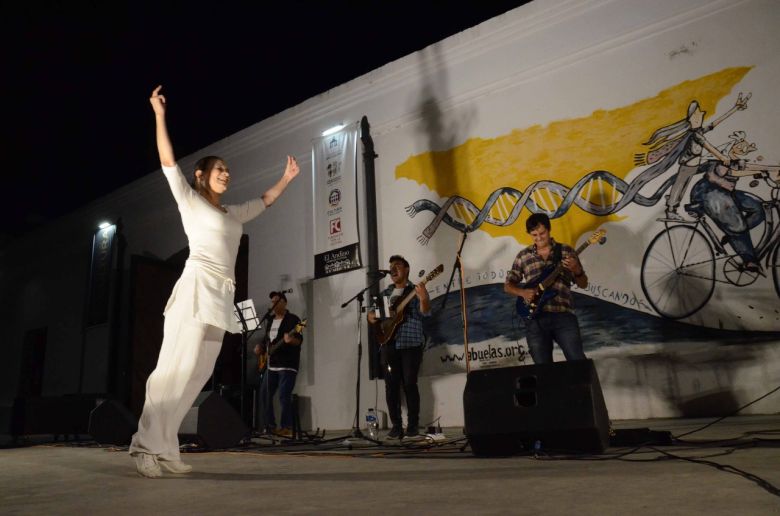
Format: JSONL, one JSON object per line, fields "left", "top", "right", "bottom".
{"left": 464, "top": 359, "right": 610, "bottom": 456}
{"left": 179, "top": 391, "right": 248, "bottom": 449}
{"left": 88, "top": 399, "right": 137, "bottom": 445}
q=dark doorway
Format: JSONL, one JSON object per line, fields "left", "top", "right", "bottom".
{"left": 18, "top": 327, "right": 47, "bottom": 397}
{"left": 127, "top": 255, "right": 182, "bottom": 416}
{"left": 126, "top": 235, "right": 249, "bottom": 418}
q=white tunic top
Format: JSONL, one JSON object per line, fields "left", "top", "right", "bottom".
{"left": 162, "top": 164, "right": 266, "bottom": 333}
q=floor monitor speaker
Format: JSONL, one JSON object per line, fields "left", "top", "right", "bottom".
{"left": 464, "top": 359, "right": 609, "bottom": 456}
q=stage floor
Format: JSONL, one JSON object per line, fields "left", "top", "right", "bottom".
{"left": 1, "top": 415, "right": 778, "bottom": 515}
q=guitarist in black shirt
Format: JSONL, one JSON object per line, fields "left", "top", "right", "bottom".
{"left": 504, "top": 213, "right": 589, "bottom": 364}
{"left": 253, "top": 291, "right": 303, "bottom": 437}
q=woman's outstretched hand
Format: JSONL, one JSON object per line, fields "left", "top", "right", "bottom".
{"left": 283, "top": 155, "right": 300, "bottom": 182}
{"left": 150, "top": 85, "right": 167, "bottom": 117}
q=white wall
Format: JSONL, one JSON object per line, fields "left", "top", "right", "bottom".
{"left": 3, "top": 0, "right": 779, "bottom": 428}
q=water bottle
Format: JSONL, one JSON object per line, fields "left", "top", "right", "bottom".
{"left": 365, "top": 408, "right": 378, "bottom": 440}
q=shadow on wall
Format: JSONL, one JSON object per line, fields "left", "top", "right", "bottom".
{"left": 414, "top": 43, "right": 477, "bottom": 206}
{"left": 597, "top": 343, "right": 777, "bottom": 418}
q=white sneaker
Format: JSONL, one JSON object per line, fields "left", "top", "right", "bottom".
{"left": 159, "top": 460, "right": 193, "bottom": 474}
{"left": 133, "top": 453, "right": 162, "bottom": 478}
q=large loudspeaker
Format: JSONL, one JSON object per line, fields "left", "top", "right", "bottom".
{"left": 179, "top": 391, "right": 248, "bottom": 449}
{"left": 89, "top": 400, "right": 137, "bottom": 445}
{"left": 464, "top": 359, "right": 610, "bottom": 456}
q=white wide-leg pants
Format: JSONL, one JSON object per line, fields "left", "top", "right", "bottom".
{"left": 129, "top": 306, "right": 224, "bottom": 461}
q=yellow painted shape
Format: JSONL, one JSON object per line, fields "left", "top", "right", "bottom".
{"left": 397, "top": 67, "right": 752, "bottom": 245}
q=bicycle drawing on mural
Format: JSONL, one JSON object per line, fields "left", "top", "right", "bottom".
{"left": 640, "top": 164, "right": 780, "bottom": 319}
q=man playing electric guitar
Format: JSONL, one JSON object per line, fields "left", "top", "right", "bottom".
{"left": 253, "top": 291, "right": 303, "bottom": 438}
{"left": 367, "top": 255, "right": 431, "bottom": 439}
{"left": 504, "top": 213, "right": 589, "bottom": 364}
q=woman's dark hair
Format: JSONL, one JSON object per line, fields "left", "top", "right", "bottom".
{"left": 525, "top": 213, "right": 551, "bottom": 233}
{"left": 191, "top": 155, "right": 226, "bottom": 193}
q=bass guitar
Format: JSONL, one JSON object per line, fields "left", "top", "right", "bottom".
{"left": 375, "top": 264, "right": 444, "bottom": 346}
{"left": 258, "top": 318, "right": 307, "bottom": 372}
{"left": 515, "top": 229, "right": 606, "bottom": 319}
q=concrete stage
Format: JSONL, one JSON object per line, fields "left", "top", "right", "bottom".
{"left": 1, "top": 415, "right": 778, "bottom": 515}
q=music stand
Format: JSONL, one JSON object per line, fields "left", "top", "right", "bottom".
{"left": 233, "top": 299, "right": 262, "bottom": 426}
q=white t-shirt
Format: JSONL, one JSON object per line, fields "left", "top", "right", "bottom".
{"left": 268, "top": 318, "right": 282, "bottom": 342}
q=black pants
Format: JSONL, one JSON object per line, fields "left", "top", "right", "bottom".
{"left": 380, "top": 344, "right": 423, "bottom": 429}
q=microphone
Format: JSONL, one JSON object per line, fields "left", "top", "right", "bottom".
{"left": 368, "top": 269, "right": 391, "bottom": 276}
{"left": 279, "top": 288, "right": 293, "bottom": 294}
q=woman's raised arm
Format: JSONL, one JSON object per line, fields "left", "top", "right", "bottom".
{"left": 150, "top": 85, "right": 176, "bottom": 167}
{"left": 262, "top": 155, "right": 300, "bottom": 207}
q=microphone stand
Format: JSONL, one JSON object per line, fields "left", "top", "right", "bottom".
{"left": 254, "top": 297, "right": 285, "bottom": 436}
{"left": 341, "top": 272, "right": 387, "bottom": 441}
{"left": 439, "top": 229, "right": 471, "bottom": 372}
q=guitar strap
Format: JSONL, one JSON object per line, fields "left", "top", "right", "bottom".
{"left": 398, "top": 284, "right": 416, "bottom": 315}
{"left": 552, "top": 242, "right": 562, "bottom": 265}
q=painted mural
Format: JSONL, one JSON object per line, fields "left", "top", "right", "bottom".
{"left": 391, "top": 67, "right": 780, "bottom": 375}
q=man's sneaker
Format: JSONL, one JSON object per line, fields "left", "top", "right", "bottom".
{"left": 664, "top": 210, "right": 685, "bottom": 221}
{"left": 386, "top": 426, "right": 404, "bottom": 439}
{"left": 405, "top": 425, "right": 420, "bottom": 437}
{"left": 133, "top": 453, "right": 162, "bottom": 478}
{"left": 159, "top": 459, "right": 193, "bottom": 474}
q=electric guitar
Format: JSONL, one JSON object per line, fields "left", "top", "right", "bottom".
{"left": 257, "top": 318, "right": 307, "bottom": 372}
{"left": 515, "top": 229, "right": 606, "bottom": 319}
{"left": 375, "top": 264, "right": 444, "bottom": 346}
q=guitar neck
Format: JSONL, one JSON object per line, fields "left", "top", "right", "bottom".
{"left": 540, "top": 240, "right": 591, "bottom": 289}
{"left": 393, "top": 278, "right": 430, "bottom": 314}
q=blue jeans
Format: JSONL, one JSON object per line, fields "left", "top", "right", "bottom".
{"left": 690, "top": 178, "right": 763, "bottom": 263}
{"left": 525, "top": 312, "right": 586, "bottom": 364}
{"left": 261, "top": 369, "right": 297, "bottom": 430}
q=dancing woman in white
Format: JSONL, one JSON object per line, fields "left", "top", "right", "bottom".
{"left": 130, "top": 86, "right": 299, "bottom": 478}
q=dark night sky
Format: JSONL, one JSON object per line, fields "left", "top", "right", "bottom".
{"left": 1, "top": 1, "right": 529, "bottom": 244}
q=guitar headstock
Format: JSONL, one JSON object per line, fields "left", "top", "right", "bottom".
{"left": 588, "top": 229, "right": 607, "bottom": 245}
{"left": 424, "top": 264, "right": 445, "bottom": 283}
{"left": 295, "top": 319, "right": 308, "bottom": 333}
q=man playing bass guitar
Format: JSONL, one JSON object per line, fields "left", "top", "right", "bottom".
{"left": 367, "top": 255, "right": 431, "bottom": 439}
{"left": 504, "top": 213, "right": 589, "bottom": 364}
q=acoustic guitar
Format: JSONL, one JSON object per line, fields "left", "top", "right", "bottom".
{"left": 374, "top": 264, "right": 444, "bottom": 346}
{"left": 515, "top": 229, "right": 606, "bottom": 319}
{"left": 258, "top": 318, "right": 307, "bottom": 372}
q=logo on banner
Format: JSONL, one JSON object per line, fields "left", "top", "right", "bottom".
{"left": 327, "top": 188, "right": 343, "bottom": 216}
{"left": 329, "top": 218, "right": 342, "bottom": 235}
{"left": 329, "top": 188, "right": 341, "bottom": 206}
{"left": 326, "top": 161, "right": 342, "bottom": 185}
{"left": 327, "top": 135, "right": 344, "bottom": 158}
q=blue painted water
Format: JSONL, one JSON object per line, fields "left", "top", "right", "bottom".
{"left": 425, "top": 284, "right": 780, "bottom": 350}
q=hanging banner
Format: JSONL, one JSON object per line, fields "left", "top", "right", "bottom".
{"left": 86, "top": 224, "right": 116, "bottom": 326}
{"left": 312, "top": 122, "right": 362, "bottom": 278}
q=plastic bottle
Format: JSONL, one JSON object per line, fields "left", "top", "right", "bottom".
{"left": 365, "top": 408, "right": 378, "bottom": 440}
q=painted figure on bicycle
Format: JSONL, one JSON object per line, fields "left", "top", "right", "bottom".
{"left": 689, "top": 131, "right": 764, "bottom": 272}
{"left": 633, "top": 93, "right": 751, "bottom": 221}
